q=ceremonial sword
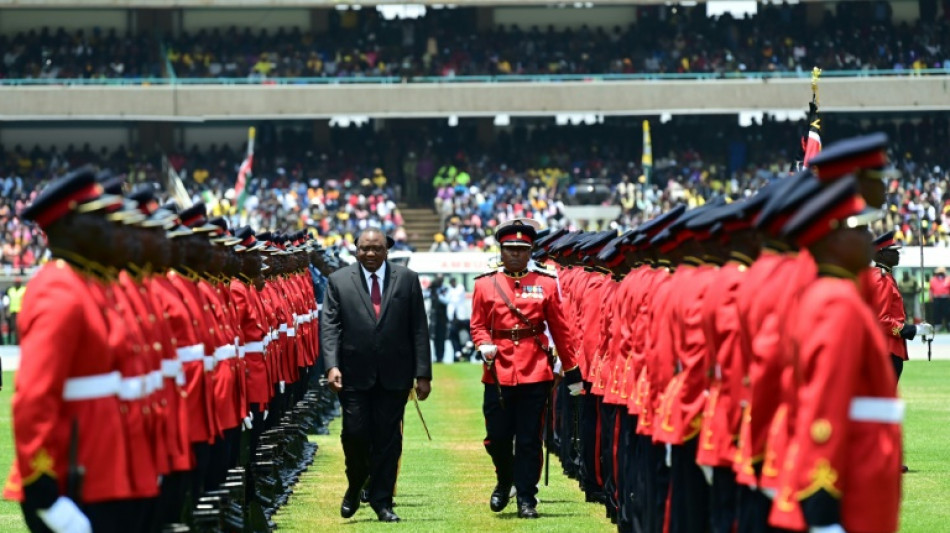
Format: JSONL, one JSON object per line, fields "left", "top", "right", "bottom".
{"left": 918, "top": 212, "right": 933, "bottom": 361}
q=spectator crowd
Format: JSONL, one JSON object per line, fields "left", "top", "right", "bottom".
{"left": 2, "top": 111, "right": 950, "bottom": 265}
{"left": 4, "top": 3, "right": 950, "bottom": 81}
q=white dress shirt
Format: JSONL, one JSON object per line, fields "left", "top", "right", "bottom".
{"left": 361, "top": 261, "right": 388, "bottom": 295}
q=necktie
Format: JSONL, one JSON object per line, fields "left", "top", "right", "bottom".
{"left": 371, "top": 273, "right": 381, "bottom": 317}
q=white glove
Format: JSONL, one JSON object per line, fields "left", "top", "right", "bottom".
{"left": 263, "top": 410, "right": 269, "bottom": 421}
{"left": 917, "top": 323, "right": 935, "bottom": 339}
{"left": 760, "top": 487, "right": 777, "bottom": 500}
{"left": 568, "top": 382, "right": 583, "bottom": 396}
{"left": 664, "top": 443, "right": 672, "bottom": 468}
{"left": 279, "top": 381, "right": 286, "bottom": 394}
{"left": 699, "top": 464, "right": 714, "bottom": 486}
{"left": 36, "top": 497, "right": 92, "bottom": 533}
{"left": 809, "top": 524, "right": 846, "bottom": 533}
{"left": 478, "top": 344, "right": 498, "bottom": 362}
{"left": 243, "top": 415, "right": 253, "bottom": 431}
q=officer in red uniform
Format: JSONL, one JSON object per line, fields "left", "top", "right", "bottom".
{"left": 770, "top": 178, "right": 903, "bottom": 533}
{"left": 471, "top": 218, "right": 583, "bottom": 519}
{"left": 5, "top": 168, "right": 136, "bottom": 533}
{"left": 869, "top": 230, "right": 934, "bottom": 381}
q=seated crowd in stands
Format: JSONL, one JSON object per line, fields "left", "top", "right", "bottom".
{"left": 2, "top": 111, "right": 950, "bottom": 264}
{"left": 4, "top": 3, "right": 950, "bottom": 81}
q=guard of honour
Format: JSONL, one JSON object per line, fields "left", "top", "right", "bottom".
{"left": 4, "top": 132, "right": 927, "bottom": 533}
{"left": 4, "top": 166, "right": 340, "bottom": 533}
{"left": 476, "top": 132, "right": 929, "bottom": 533}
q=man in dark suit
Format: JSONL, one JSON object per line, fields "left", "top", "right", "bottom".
{"left": 321, "top": 227, "right": 432, "bottom": 523}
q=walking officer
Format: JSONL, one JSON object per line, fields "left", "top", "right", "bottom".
{"left": 470, "top": 218, "right": 583, "bottom": 519}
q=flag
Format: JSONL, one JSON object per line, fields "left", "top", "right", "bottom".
{"left": 235, "top": 127, "right": 256, "bottom": 212}
{"left": 642, "top": 120, "right": 653, "bottom": 183}
{"left": 163, "top": 155, "right": 192, "bottom": 209}
{"left": 801, "top": 99, "right": 822, "bottom": 167}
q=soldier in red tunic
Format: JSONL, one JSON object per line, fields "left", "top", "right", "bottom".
{"left": 470, "top": 218, "right": 583, "bottom": 519}
{"left": 869, "top": 231, "right": 934, "bottom": 382}
{"left": 770, "top": 178, "right": 903, "bottom": 533}
{"left": 5, "top": 168, "right": 137, "bottom": 533}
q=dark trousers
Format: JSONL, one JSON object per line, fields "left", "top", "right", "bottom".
{"left": 339, "top": 384, "right": 409, "bottom": 510}
{"left": 618, "top": 414, "right": 637, "bottom": 532}
{"left": 432, "top": 316, "right": 447, "bottom": 362}
{"left": 710, "top": 466, "right": 739, "bottom": 533}
{"left": 641, "top": 439, "right": 670, "bottom": 533}
{"left": 600, "top": 402, "right": 619, "bottom": 514}
{"left": 670, "top": 438, "right": 710, "bottom": 533}
{"left": 24, "top": 498, "right": 153, "bottom": 533}
{"left": 892, "top": 354, "right": 904, "bottom": 383}
{"left": 935, "top": 297, "right": 950, "bottom": 330}
{"left": 483, "top": 381, "right": 550, "bottom": 507}
{"left": 557, "top": 382, "right": 581, "bottom": 477}
{"left": 7, "top": 312, "right": 17, "bottom": 344}
{"left": 579, "top": 384, "right": 603, "bottom": 495}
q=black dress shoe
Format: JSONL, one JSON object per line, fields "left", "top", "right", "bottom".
{"left": 340, "top": 491, "right": 360, "bottom": 518}
{"left": 517, "top": 503, "right": 539, "bottom": 519}
{"left": 375, "top": 507, "right": 400, "bottom": 522}
{"left": 490, "top": 484, "right": 512, "bottom": 512}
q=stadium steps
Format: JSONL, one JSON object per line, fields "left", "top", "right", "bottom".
{"left": 399, "top": 206, "right": 443, "bottom": 251}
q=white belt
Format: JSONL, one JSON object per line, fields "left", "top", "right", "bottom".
{"left": 293, "top": 314, "right": 302, "bottom": 325}
{"left": 203, "top": 356, "right": 216, "bottom": 372}
{"left": 279, "top": 324, "right": 288, "bottom": 333}
{"left": 176, "top": 344, "right": 204, "bottom": 363}
{"left": 849, "top": 397, "right": 904, "bottom": 424}
{"left": 300, "top": 314, "right": 312, "bottom": 323}
{"left": 162, "top": 359, "right": 182, "bottom": 378}
{"left": 119, "top": 377, "right": 147, "bottom": 400}
{"left": 214, "top": 344, "right": 237, "bottom": 362}
{"left": 162, "top": 359, "right": 185, "bottom": 386}
{"left": 63, "top": 371, "right": 122, "bottom": 401}
{"left": 244, "top": 341, "right": 265, "bottom": 353}
{"left": 317, "top": 304, "right": 323, "bottom": 312}
{"left": 287, "top": 328, "right": 296, "bottom": 337}
{"left": 145, "top": 370, "right": 164, "bottom": 394}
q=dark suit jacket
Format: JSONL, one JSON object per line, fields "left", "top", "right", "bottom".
{"left": 321, "top": 262, "right": 432, "bottom": 391}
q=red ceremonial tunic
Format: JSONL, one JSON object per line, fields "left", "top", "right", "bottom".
{"left": 145, "top": 276, "right": 194, "bottom": 472}
{"left": 868, "top": 267, "right": 909, "bottom": 361}
{"left": 231, "top": 280, "right": 269, "bottom": 408}
{"left": 163, "top": 271, "right": 217, "bottom": 444}
{"left": 769, "top": 275, "right": 902, "bottom": 533}
{"left": 653, "top": 263, "right": 714, "bottom": 445}
{"left": 4, "top": 261, "right": 133, "bottom": 504}
{"left": 471, "top": 269, "right": 577, "bottom": 385}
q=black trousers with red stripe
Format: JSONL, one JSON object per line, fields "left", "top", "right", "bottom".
{"left": 483, "top": 381, "right": 551, "bottom": 507}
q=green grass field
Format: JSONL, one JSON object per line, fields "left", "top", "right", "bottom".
{"left": 1, "top": 362, "right": 949, "bottom": 532}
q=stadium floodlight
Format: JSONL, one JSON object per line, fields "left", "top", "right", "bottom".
{"left": 448, "top": 115, "right": 459, "bottom": 127}
{"left": 493, "top": 115, "right": 510, "bottom": 127}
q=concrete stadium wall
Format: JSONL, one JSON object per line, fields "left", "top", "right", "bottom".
{"left": 0, "top": 124, "right": 130, "bottom": 150}
{"left": 0, "top": 9, "right": 129, "bottom": 33}
{"left": 1, "top": 77, "right": 948, "bottom": 121}
{"left": 181, "top": 8, "right": 310, "bottom": 31}
{"left": 493, "top": 7, "right": 637, "bottom": 30}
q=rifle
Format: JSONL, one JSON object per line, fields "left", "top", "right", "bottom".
{"left": 67, "top": 419, "right": 85, "bottom": 501}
